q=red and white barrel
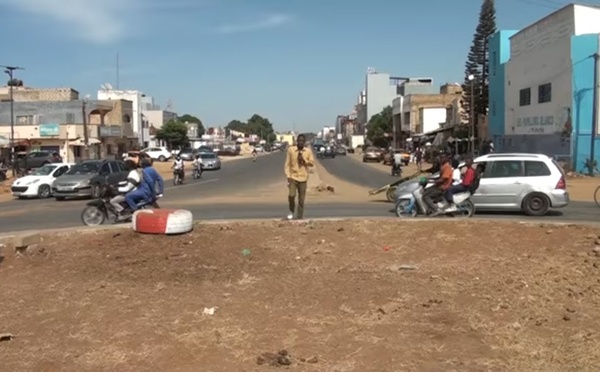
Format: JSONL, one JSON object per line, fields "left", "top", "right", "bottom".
{"left": 132, "top": 209, "right": 194, "bottom": 235}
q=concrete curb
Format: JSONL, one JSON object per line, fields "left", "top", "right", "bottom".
{"left": 2, "top": 216, "right": 599, "bottom": 241}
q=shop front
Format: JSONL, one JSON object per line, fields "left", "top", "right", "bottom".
{"left": 98, "top": 125, "right": 125, "bottom": 159}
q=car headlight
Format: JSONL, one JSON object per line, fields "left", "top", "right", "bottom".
{"left": 26, "top": 179, "right": 40, "bottom": 185}
{"left": 78, "top": 179, "right": 90, "bottom": 187}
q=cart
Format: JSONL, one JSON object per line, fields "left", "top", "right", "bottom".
{"left": 368, "top": 170, "right": 424, "bottom": 202}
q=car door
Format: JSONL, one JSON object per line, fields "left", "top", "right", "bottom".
{"left": 107, "top": 161, "right": 125, "bottom": 185}
{"left": 476, "top": 160, "right": 524, "bottom": 208}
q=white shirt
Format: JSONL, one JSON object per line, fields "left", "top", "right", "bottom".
{"left": 194, "top": 158, "right": 203, "bottom": 167}
{"left": 393, "top": 153, "right": 403, "bottom": 164}
{"left": 119, "top": 169, "right": 140, "bottom": 193}
{"left": 452, "top": 168, "right": 462, "bottom": 185}
{"left": 173, "top": 159, "right": 184, "bottom": 169}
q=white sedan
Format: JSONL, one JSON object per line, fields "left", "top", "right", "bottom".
{"left": 141, "top": 147, "right": 172, "bottom": 162}
{"left": 11, "top": 163, "right": 73, "bottom": 199}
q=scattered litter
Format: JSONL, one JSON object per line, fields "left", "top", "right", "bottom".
{"left": 112, "top": 233, "right": 121, "bottom": 238}
{"left": 203, "top": 307, "right": 217, "bottom": 316}
{"left": 383, "top": 246, "right": 390, "bottom": 252}
{"left": 242, "top": 249, "right": 251, "bottom": 256}
{"left": 317, "top": 239, "right": 325, "bottom": 244}
{"left": 393, "top": 264, "right": 418, "bottom": 271}
{"left": 0, "top": 333, "right": 14, "bottom": 342}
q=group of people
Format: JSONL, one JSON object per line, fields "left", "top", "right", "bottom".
{"left": 109, "top": 157, "right": 165, "bottom": 220}
{"left": 171, "top": 153, "right": 205, "bottom": 183}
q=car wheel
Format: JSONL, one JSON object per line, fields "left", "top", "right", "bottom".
{"left": 37, "top": 184, "right": 51, "bottom": 198}
{"left": 522, "top": 193, "right": 550, "bottom": 216}
{"left": 158, "top": 155, "right": 166, "bottom": 162}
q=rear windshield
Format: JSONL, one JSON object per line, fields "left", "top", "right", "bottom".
{"left": 551, "top": 159, "right": 566, "bottom": 177}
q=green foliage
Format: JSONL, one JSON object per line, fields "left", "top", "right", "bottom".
{"left": 177, "top": 114, "right": 205, "bottom": 136}
{"left": 461, "top": 0, "right": 497, "bottom": 128}
{"left": 225, "top": 114, "right": 276, "bottom": 143}
{"left": 366, "top": 106, "right": 393, "bottom": 148}
{"left": 155, "top": 120, "right": 189, "bottom": 148}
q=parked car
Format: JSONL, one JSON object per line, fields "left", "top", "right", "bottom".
{"left": 394, "top": 153, "right": 568, "bottom": 216}
{"left": 362, "top": 147, "right": 380, "bottom": 162}
{"left": 11, "top": 163, "right": 73, "bottom": 199}
{"left": 197, "top": 146, "right": 214, "bottom": 153}
{"left": 52, "top": 159, "right": 128, "bottom": 200}
{"left": 141, "top": 147, "right": 172, "bottom": 162}
{"left": 217, "top": 147, "right": 240, "bottom": 156}
{"left": 254, "top": 145, "right": 265, "bottom": 153}
{"left": 200, "top": 152, "right": 222, "bottom": 170}
{"left": 17, "top": 151, "right": 62, "bottom": 170}
{"left": 336, "top": 146, "right": 347, "bottom": 156}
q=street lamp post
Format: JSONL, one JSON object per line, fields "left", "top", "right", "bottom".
{"left": 82, "top": 96, "right": 90, "bottom": 160}
{"left": 468, "top": 74, "right": 475, "bottom": 156}
{"left": 2, "top": 65, "right": 24, "bottom": 176}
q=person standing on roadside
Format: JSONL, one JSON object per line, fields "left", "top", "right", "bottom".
{"left": 284, "top": 134, "right": 315, "bottom": 220}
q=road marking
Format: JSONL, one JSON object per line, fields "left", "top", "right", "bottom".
{"left": 164, "top": 178, "right": 219, "bottom": 191}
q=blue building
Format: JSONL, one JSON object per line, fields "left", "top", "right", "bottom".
{"left": 488, "top": 3, "right": 600, "bottom": 171}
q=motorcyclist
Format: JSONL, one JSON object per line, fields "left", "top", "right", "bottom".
{"left": 392, "top": 151, "right": 403, "bottom": 174}
{"left": 126, "top": 158, "right": 164, "bottom": 211}
{"left": 252, "top": 147, "right": 257, "bottom": 161}
{"left": 422, "top": 154, "right": 453, "bottom": 215}
{"left": 172, "top": 155, "right": 185, "bottom": 181}
{"left": 193, "top": 154, "right": 203, "bottom": 177}
{"left": 445, "top": 157, "right": 476, "bottom": 203}
{"left": 110, "top": 159, "right": 141, "bottom": 220}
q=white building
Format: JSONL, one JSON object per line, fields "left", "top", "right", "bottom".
{"left": 364, "top": 70, "right": 402, "bottom": 124}
{"left": 97, "top": 89, "right": 151, "bottom": 147}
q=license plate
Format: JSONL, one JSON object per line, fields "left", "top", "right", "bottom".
{"left": 57, "top": 186, "right": 72, "bottom": 191}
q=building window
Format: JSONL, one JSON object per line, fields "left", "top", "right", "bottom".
{"left": 491, "top": 100, "right": 496, "bottom": 116}
{"left": 538, "top": 83, "right": 552, "bottom": 103}
{"left": 519, "top": 88, "right": 531, "bottom": 106}
{"left": 16, "top": 115, "right": 33, "bottom": 125}
{"left": 492, "top": 51, "right": 497, "bottom": 76}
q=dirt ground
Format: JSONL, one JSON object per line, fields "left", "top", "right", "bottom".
{"left": 2, "top": 220, "right": 600, "bottom": 371}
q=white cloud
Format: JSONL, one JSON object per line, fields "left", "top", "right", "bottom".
{"left": 0, "top": 0, "right": 201, "bottom": 44}
{"left": 216, "top": 14, "right": 292, "bottom": 34}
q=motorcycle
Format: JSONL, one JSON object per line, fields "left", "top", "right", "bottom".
{"left": 192, "top": 164, "right": 203, "bottom": 179}
{"left": 394, "top": 177, "right": 475, "bottom": 218}
{"left": 81, "top": 186, "right": 160, "bottom": 226}
{"left": 391, "top": 163, "right": 402, "bottom": 177}
{"left": 173, "top": 168, "right": 184, "bottom": 185}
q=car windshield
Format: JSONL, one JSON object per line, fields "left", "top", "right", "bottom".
{"left": 66, "top": 162, "right": 100, "bottom": 175}
{"left": 180, "top": 149, "right": 192, "bottom": 154}
{"left": 32, "top": 164, "right": 57, "bottom": 176}
{"left": 27, "top": 152, "right": 47, "bottom": 158}
{"left": 200, "top": 153, "right": 216, "bottom": 159}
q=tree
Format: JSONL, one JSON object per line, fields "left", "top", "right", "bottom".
{"left": 155, "top": 119, "right": 189, "bottom": 148}
{"left": 177, "top": 114, "right": 205, "bottom": 136}
{"left": 225, "top": 114, "right": 277, "bottom": 143}
{"left": 226, "top": 120, "right": 247, "bottom": 134}
{"left": 461, "top": 0, "right": 497, "bottom": 134}
{"left": 366, "top": 106, "right": 393, "bottom": 148}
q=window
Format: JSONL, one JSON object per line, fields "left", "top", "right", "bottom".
{"left": 116, "top": 161, "right": 126, "bottom": 171}
{"left": 485, "top": 160, "right": 523, "bottom": 178}
{"left": 54, "top": 166, "right": 68, "bottom": 177}
{"left": 524, "top": 161, "right": 551, "bottom": 176}
{"left": 491, "top": 100, "right": 496, "bottom": 116}
{"left": 538, "top": 83, "right": 552, "bottom": 103}
{"left": 16, "top": 115, "right": 33, "bottom": 125}
{"left": 108, "top": 161, "right": 120, "bottom": 173}
{"left": 65, "top": 113, "right": 76, "bottom": 123}
{"left": 519, "top": 88, "right": 531, "bottom": 106}
{"left": 492, "top": 51, "right": 497, "bottom": 76}
{"left": 99, "top": 163, "right": 111, "bottom": 175}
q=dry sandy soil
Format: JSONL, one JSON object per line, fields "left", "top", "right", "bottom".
{"left": 2, "top": 220, "right": 600, "bottom": 371}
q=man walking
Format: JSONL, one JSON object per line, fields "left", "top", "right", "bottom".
{"left": 284, "top": 134, "right": 315, "bottom": 220}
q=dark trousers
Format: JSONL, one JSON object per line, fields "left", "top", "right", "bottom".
{"left": 288, "top": 179, "right": 307, "bottom": 219}
{"left": 444, "top": 184, "right": 469, "bottom": 203}
{"left": 423, "top": 187, "right": 443, "bottom": 212}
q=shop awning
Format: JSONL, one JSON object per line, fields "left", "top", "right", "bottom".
{"left": 69, "top": 138, "right": 101, "bottom": 146}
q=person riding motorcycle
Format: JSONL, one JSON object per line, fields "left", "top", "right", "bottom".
{"left": 445, "top": 157, "right": 476, "bottom": 204}
{"left": 392, "top": 151, "right": 403, "bottom": 175}
{"left": 193, "top": 154, "right": 203, "bottom": 177}
{"left": 172, "top": 156, "right": 185, "bottom": 182}
{"left": 422, "top": 154, "right": 453, "bottom": 216}
{"left": 110, "top": 159, "right": 141, "bottom": 220}
{"left": 252, "top": 148, "right": 257, "bottom": 161}
{"left": 126, "top": 158, "right": 164, "bottom": 211}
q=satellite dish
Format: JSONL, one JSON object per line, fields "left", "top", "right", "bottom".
{"left": 105, "top": 83, "right": 113, "bottom": 90}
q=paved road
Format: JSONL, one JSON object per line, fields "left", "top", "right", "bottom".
{"left": 317, "top": 154, "right": 600, "bottom": 222}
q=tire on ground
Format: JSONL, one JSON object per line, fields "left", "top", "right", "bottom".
{"left": 132, "top": 209, "right": 194, "bottom": 235}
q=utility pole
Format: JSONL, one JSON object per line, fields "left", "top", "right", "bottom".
{"left": 82, "top": 98, "right": 90, "bottom": 160}
{"left": 590, "top": 53, "right": 599, "bottom": 176}
{"left": 2, "top": 65, "right": 24, "bottom": 176}
{"left": 468, "top": 74, "right": 475, "bottom": 156}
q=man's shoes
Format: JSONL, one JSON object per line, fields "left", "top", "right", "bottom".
{"left": 117, "top": 212, "right": 132, "bottom": 221}
{"left": 286, "top": 214, "right": 294, "bottom": 220}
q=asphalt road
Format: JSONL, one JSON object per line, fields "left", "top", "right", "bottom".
{"left": 317, "top": 153, "right": 600, "bottom": 223}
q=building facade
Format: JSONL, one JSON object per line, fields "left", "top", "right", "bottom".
{"left": 97, "top": 89, "right": 151, "bottom": 147}
{"left": 489, "top": 4, "right": 600, "bottom": 170}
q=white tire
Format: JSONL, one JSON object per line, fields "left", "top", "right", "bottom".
{"left": 132, "top": 209, "right": 194, "bottom": 235}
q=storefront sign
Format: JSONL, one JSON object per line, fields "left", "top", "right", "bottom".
{"left": 39, "top": 123, "right": 59, "bottom": 137}
{"left": 515, "top": 116, "right": 554, "bottom": 134}
{"left": 99, "top": 126, "right": 122, "bottom": 137}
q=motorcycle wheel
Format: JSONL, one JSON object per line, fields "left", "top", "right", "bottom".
{"left": 455, "top": 200, "right": 475, "bottom": 218}
{"left": 81, "top": 206, "right": 106, "bottom": 226}
{"left": 386, "top": 186, "right": 397, "bottom": 202}
{"left": 395, "top": 199, "right": 417, "bottom": 217}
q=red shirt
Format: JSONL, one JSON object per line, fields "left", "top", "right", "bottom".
{"left": 462, "top": 167, "right": 476, "bottom": 186}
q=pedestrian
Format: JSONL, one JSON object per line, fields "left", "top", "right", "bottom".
{"left": 415, "top": 148, "right": 423, "bottom": 171}
{"left": 284, "top": 134, "right": 315, "bottom": 220}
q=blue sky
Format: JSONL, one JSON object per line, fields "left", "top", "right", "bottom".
{"left": 0, "top": 0, "right": 590, "bottom": 132}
